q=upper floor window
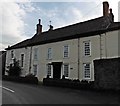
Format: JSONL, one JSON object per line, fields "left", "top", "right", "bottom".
{"left": 11, "top": 50, "right": 14, "bottom": 59}
{"left": 63, "top": 64, "right": 69, "bottom": 77}
{"left": 47, "top": 48, "right": 52, "bottom": 59}
{"left": 34, "top": 48, "right": 38, "bottom": 60}
{"left": 63, "top": 45, "right": 69, "bottom": 58}
{"left": 83, "top": 63, "right": 91, "bottom": 79}
{"left": 83, "top": 41, "right": 91, "bottom": 56}
{"left": 21, "top": 54, "right": 24, "bottom": 67}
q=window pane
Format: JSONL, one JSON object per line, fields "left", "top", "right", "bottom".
{"left": 64, "top": 45, "right": 69, "bottom": 58}
{"left": 83, "top": 63, "right": 91, "bottom": 79}
{"left": 84, "top": 41, "right": 91, "bottom": 56}
{"left": 11, "top": 51, "right": 14, "bottom": 59}
{"left": 34, "top": 48, "right": 38, "bottom": 60}
{"left": 21, "top": 54, "right": 24, "bottom": 67}
{"left": 33, "top": 65, "right": 37, "bottom": 76}
{"left": 47, "top": 65, "right": 51, "bottom": 76}
{"left": 64, "top": 64, "right": 69, "bottom": 77}
{"left": 48, "top": 48, "right": 52, "bottom": 59}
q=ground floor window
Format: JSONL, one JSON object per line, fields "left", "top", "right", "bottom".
{"left": 21, "top": 54, "right": 24, "bottom": 67}
{"left": 63, "top": 64, "right": 69, "bottom": 77}
{"left": 33, "top": 65, "right": 37, "bottom": 76}
{"left": 47, "top": 64, "right": 51, "bottom": 77}
{"left": 83, "top": 63, "right": 91, "bottom": 79}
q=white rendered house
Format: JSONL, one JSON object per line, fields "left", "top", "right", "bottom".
{"left": 5, "top": 1, "right": 120, "bottom": 81}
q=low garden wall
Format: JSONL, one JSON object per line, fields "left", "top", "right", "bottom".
{"left": 43, "top": 57, "right": 120, "bottom": 91}
{"left": 94, "top": 57, "right": 120, "bottom": 91}
{"left": 43, "top": 78, "right": 94, "bottom": 90}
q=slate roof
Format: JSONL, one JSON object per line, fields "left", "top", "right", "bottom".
{"left": 6, "top": 16, "right": 120, "bottom": 50}
{"left": 7, "top": 39, "right": 31, "bottom": 50}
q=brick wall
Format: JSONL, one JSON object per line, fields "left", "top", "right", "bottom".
{"left": 94, "top": 57, "right": 120, "bottom": 90}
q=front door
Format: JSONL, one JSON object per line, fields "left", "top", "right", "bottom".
{"left": 52, "top": 62, "right": 62, "bottom": 79}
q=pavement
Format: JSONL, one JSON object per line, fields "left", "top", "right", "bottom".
{"left": 2, "top": 80, "right": 119, "bottom": 104}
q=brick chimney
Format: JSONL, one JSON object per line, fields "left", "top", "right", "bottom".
{"left": 103, "top": 1, "right": 109, "bottom": 17}
{"left": 36, "top": 19, "right": 42, "bottom": 35}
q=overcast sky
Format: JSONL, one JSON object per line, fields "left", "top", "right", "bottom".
{"left": 0, "top": 0, "right": 120, "bottom": 50}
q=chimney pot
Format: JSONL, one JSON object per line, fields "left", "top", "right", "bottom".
{"left": 109, "top": 8, "right": 114, "bottom": 22}
{"left": 103, "top": 1, "right": 109, "bottom": 16}
{"left": 110, "top": 8, "right": 112, "bottom": 13}
{"left": 36, "top": 19, "right": 42, "bottom": 34}
{"left": 49, "top": 25, "right": 53, "bottom": 31}
{"left": 39, "top": 19, "right": 41, "bottom": 25}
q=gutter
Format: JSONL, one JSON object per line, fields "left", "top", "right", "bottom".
{"left": 29, "top": 46, "right": 32, "bottom": 73}
{"left": 78, "top": 38, "right": 80, "bottom": 79}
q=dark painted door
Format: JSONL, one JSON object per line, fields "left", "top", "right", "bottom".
{"left": 52, "top": 62, "right": 62, "bottom": 79}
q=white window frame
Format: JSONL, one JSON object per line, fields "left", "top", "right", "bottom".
{"left": 11, "top": 50, "right": 14, "bottom": 59}
{"left": 47, "top": 48, "right": 52, "bottom": 60}
{"left": 63, "top": 45, "right": 69, "bottom": 58}
{"left": 83, "top": 41, "right": 91, "bottom": 56}
{"left": 46, "top": 64, "right": 52, "bottom": 77}
{"left": 21, "top": 54, "right": 24, "bottom": 67}
{"left": 34, "top": 48, "right": 38, "bottom": 60}
{"left": 63, "top": 64, "right": 69, "bottom": 78}
{"left": 33, "top": 65, "right": 37, "bottom": 76}
{"left": 83, "top": 63, "right": 91, "bottom": 79}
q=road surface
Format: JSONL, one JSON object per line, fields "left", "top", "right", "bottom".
{"left": 2, "top": 81, "right": 119, "bottom": 104}
{"left": 0, "top": 80, "right": 2, "bottom": 105}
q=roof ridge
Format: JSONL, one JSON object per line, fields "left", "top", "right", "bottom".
{"left": 42, "top": 16, "right": 104, "bottom": 34}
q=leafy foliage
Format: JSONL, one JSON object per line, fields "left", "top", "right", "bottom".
{"left": 6, "top": 58, "right": 21, "bottom": 76}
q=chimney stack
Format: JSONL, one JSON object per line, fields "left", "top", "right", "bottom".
{"left": 49, "top": 25, "right": 53, "bottom": 31}
{"left": 103, "top": 1, "right": 109, "bottom": 17}
{"left": 48, "top": 21, "right": 53, "bottom": 31}
{"left": 36, "top": 19, "right": 42, "bottom": 35}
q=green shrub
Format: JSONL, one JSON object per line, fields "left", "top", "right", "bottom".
{"left": 6, "top": 58, "right": 21, "bottom": 76}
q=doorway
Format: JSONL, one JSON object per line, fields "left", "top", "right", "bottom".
{"left": 52, "top": 62, "right": 62, "bottom": 79}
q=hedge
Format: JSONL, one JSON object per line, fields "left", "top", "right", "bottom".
{"left": 43, "top": 78, "right": 94, "bottom": 90}
{"left": 2, "top": 75, "right": 38, "bottom": 84}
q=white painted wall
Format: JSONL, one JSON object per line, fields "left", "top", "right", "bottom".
{"left": 105, "top": 30, "right": 119, "bottom": 58}
{"left": 31, "top": 39, "right": 78, "bottom": 81}
{"left": 79, "top": 30, "right": 119, "bottom": 81}
{"left": 5, "top": 47, "right": 31, "bottom": 76}
{"left": 79, "top": 35, "right": 101, "bottom": 81}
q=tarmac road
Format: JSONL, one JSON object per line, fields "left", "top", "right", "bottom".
{"left": 2, "top": 81, "right": 119, "bottom": 104}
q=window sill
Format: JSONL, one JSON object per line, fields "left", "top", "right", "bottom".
{"left": 46, "top": 59, "right": 52, "bottom": 60}
{"left": 64, "top": 77, "right": 69, "bottom": 79}
{"left": 33, "top": 59, "right": 38, "bottom": 61}
{"left": 63, "top": 57, "right": 69, "bottom": 59}
{"left": 10, "top": 58, "right": 15, "bottom": 60}
{"left": 83, "top": 55, "right": 91, "bottom": 58}
{"left": 83, "top": 78, "right": 91, "bottom": 80}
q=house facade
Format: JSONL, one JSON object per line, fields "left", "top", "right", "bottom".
{"left": 5, "top": 2, "right": 120, "bottom": 82}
